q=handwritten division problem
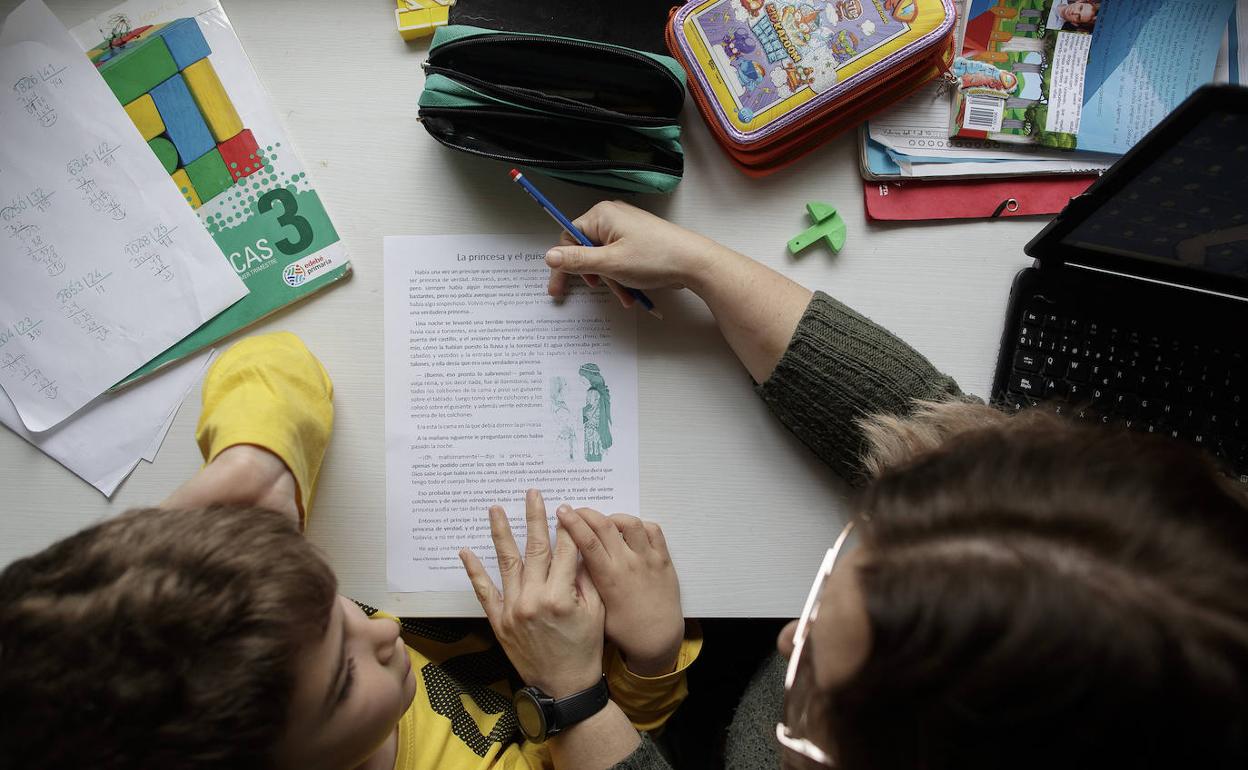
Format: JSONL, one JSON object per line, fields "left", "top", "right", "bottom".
{"left": 0, "top": 1, "right": 245, "bottom": 431}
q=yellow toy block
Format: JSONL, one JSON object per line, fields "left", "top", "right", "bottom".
{"left": 181, "top": 58, "right": 243, "bottom": 143}
{"left": 396, "top": 0, "right": 452, "bottom": 41}
{"left": 170, "top": 168, "right": 202, "bottom": 209}
{"left": 123, "top": 93, "right": 165, "bottom": 141}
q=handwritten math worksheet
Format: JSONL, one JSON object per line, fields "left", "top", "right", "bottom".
{"left": 384, "top": 235, "right": 640, "bottom": 593}
{"left": 0, "top": 0, "right": 245, "bottom": 432}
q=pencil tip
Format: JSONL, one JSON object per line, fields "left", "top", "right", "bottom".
{"left": 647, "top": 307, "right": 664, "bottom": 320}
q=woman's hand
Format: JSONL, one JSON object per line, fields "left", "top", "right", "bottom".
{"left": 558, "top": 507, "right": 684, "bottom": 676}
{"left": 546, "top": 200, "right": 739, "bottom": 306}
{"left": 460, "top": 490, "right": 606, "bottom": 697}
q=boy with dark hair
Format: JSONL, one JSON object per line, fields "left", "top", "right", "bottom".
{"left": 0, "top": 333, "right": 699, "bottom": 770}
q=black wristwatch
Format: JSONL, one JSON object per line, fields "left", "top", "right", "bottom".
{"left": 513, "top": 675, "right": 610, "bottom": 743}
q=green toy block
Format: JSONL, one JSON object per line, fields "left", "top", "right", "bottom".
{"left": 148, "top": 136, "right": 179, "bottom": 174}
{"left": 98, "top": 36, "right": 177, "bottom": 106}
{"left": 788, "top": 201, "right": 847, "bottom": 255}
{"left": 183, "top": 148, "right": 233, "bottom": 203}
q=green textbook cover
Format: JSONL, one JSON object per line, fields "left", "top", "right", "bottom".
{"left": 72, "top": 0, "right": 351, "bottom": 387}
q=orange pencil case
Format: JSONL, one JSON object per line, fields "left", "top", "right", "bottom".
{"left": 666, "top": 0, "right": 957, "bottom": 176}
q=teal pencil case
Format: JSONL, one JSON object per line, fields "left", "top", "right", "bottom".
{"left": 418, "top": 25, "right": 687, "bottom": 194}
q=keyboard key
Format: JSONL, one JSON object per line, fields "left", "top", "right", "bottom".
{"left": 1067, "top": 359, "right": 1089, "bottom": 382}
{"left": 1042, "top": 354, "right": 1067, "bottom": 375}
{"left": 1014, "top": 351, "right": 1041, "bottom": 372}
{"left": 1043, "top": 312, "right": 1063, "bottom": 328}
{"left": 1068, "top": 382, "right": 1089, "bottom": 401}
{"left": 1023, "top": 309, "right": 1042, "bottom": 325}
{"left": 1009, "top": 373, "right": 1042, "bottom": 397}
{"left": 1045, "top": 378, "right": 1070, "bottom": 398}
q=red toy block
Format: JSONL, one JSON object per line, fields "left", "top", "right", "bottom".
{"left": 216, "top": 129, "right": 265, "bottom": 182}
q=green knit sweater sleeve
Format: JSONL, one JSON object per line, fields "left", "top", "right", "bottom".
{"left": 756, "top": 291, "right": 972, "bottom": 483}
{"left": 608, "top": 734, "right": 674, "bottom": 770}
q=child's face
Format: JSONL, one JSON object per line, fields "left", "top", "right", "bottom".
{"left": 1061, "top": 2, "right": 1096, "bottom": 23}
{"left": 275, "top": 596, "right": 418, "bottom": 769}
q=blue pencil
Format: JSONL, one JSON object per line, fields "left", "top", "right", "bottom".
{"left": 509, "top": 169, "right": 662, "bottom": 320}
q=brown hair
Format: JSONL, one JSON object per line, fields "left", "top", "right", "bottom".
{"left": 0, "top": 505, "right": 338, "bottom": 770}
{"left": 831, "top": 403, "right": 1248, "bottom": 770}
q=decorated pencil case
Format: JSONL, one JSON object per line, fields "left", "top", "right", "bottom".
{"left": 418, "top": 25, "right": 688, "bottom": 194}
{"left": 666, "top": 0, "right": 957, "bottom": 176}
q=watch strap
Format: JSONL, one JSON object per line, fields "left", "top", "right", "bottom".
{"left": 546, "top": 675, "right": 610, "bottom": 735}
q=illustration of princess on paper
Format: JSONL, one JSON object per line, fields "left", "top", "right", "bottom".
{"left": 550, "top": 376, "right": 576, "bottom": 460}
{"left": 579, "top": 363, "right": 613, "bottom": 462}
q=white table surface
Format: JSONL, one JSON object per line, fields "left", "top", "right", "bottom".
{"left": 0, "top": 0, "right": 1041, "bottom": 616}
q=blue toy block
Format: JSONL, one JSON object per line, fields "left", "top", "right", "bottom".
{"left": 155, "top": 18, "right": 211, "bottom": 70}
{"left": 149, "top": 73, "right": 216, "bottom": 165}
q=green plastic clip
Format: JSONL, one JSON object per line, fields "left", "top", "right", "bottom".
{"left": 787, "top": 201, "right": 847, "bottom": 255}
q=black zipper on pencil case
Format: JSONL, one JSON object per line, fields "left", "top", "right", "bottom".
{"left": 418, "top": 107, "right": 680, "bottom": 174}
{"left": 422, "top": 64, "right": 674, "bottom": 127}
{"left": 427, "top": 32, "right": 686, "bottom": 102}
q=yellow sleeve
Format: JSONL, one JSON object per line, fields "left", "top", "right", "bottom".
{"left": 195, "top": 332, "right": 334, "bottom": 524}
{"left": 606, "top": 621, "right": 703, "bottom": 733}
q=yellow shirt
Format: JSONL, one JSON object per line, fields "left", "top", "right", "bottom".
{"left": 197, "top": 334, "right": 702, "bottom": 770}
{"left": 371, "top": 610, "right": 701, "bottom": 770}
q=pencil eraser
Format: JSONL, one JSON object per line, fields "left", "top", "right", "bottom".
{"left": 509, "top": 168, "right": 521, "bottom": 180}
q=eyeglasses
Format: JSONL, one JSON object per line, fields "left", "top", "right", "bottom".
{"left": 775, "top": 520, "right": 858, "bottom": 768}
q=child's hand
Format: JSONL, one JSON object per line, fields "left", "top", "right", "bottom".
{"left": 545, "top": 201, "right": 737, "bottom": 306}
{"left": 460, "top": 490, "right": 606, "bottom": 698}
{"left": 558, "top": 507, "right": 684, "bottom": 676}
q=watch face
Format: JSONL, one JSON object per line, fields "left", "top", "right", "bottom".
{"left": 515, "top": 690, "right": 547, "bottom": 740}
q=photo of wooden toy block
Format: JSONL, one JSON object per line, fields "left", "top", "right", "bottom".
{"left": 149, "top": 73, "right": 216, "bottom": 164}
{"left": 155, "top": 17, "right": 212, "bottom": 69}
{"left": 97, "top": 32, "right": 176, "bottom": 104}
{"left": 217, "top": 129, "right": 264, "bottom": 182}
{"left": 90, "top": 17, "right": 266, "bottom": 211}
{"left": 182, "top": 58, "right": 243, "bottom": 141}
{"left": 184, "top": 148, "right": 234, "bottom": 203}
{"left": 148, "top": 136, "right": 179, "bottom": 174}
{"left": 170, "top": 169, "right": 202, "bottom": 208}
{"left": 123, "top": 93, "right": 164, "bottom": 140}
{"left": 396, "top": 0, "right": 454, "bottom": 40}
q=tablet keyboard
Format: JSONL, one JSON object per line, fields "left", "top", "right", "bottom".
{"left": 1003, "top": 296, "right": 1248, "bottom": 480}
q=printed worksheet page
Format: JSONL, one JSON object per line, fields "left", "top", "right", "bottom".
{"left": 384, "top": 235, "right": 640, "bottom": 592}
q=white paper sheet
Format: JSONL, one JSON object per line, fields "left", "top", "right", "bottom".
{"left": 384, "top": 235, "right": 640, "bottom": 592}
{"left": 869, "top": 83, "right": 1117, "bottom": 168}
{"left": 0, "top": 0, "right": 246, "bottom": 432}
{"left": 0, "top": 348, "right": 212, "bottom": 496}
{"left": 1213, "top": 0, "right": 1247, "bottom": 84}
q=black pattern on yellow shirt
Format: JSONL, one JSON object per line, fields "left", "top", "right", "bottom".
{"left": 422, "top": 646, "right": 521, "bottom": 757}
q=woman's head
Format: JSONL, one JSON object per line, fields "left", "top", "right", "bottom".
{"left": 780, "top": 403, "right": 1248, "bottom": 769}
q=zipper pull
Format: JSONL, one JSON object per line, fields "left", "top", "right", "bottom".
{"left": 934, "top": 68, "right": 959, "bottom": 97}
